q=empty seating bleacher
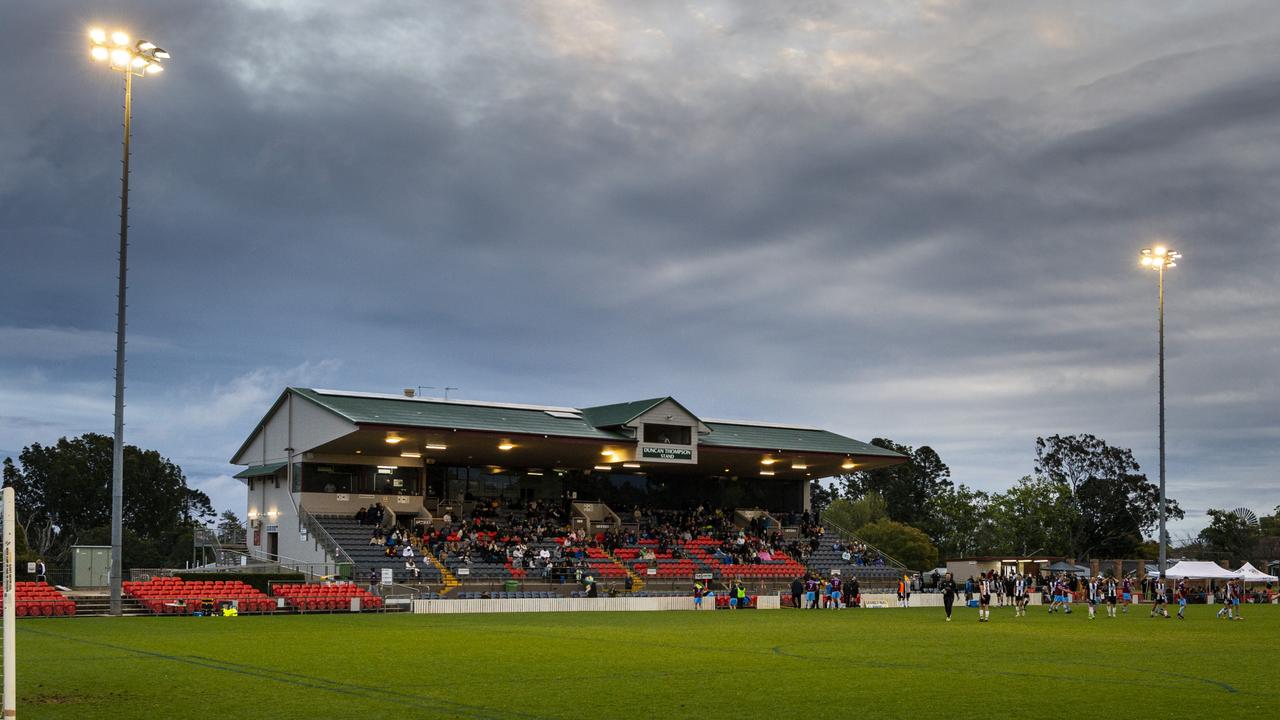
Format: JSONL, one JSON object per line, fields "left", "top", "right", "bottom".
{"left": 123, "top": 577, "right": 273, "bottom": 614}
{"left": 2, "top": 581, "right": 76, "bottom": 617}
{"left": 453, "top": 591, "right": 558, "bottom": 600}
{"left": 272, "top": 582, "right": 383, "bottom": 611}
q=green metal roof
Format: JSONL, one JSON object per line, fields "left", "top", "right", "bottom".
{"left": 701, "top": 422, "right": 901, "bottom": 457}
{"left": 233, "top": 462, "right": 287, "bottom": 479}
{"left": 285, "top": 388, "right": 902, "bottom": 460}
{"left": 293, "top": 388, "right": 627, "bottom": 441}
{"left": 579, "top": 397, "right": 668, "bottom": 428}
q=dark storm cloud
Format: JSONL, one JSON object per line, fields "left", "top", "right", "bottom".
{"left": 2, "top": 1, "right": 1277, "bottom": 533}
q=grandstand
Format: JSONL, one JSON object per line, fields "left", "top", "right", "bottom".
{"left": 230, "top": 388, "right": 909, "bottom": 597}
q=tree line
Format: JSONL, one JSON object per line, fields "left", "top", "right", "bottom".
{"left": 2, "top": 433, "right": 217, "bottom": 569}
{"left": 2, "top": 431, "right": 1273, "bottom": 574}
{"left": 816, "top": 434, "right": 1278, "bottom": 571}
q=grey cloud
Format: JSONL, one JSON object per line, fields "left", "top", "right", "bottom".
{"left": 1, "top": 1, "right": 1277, "bottom": 534}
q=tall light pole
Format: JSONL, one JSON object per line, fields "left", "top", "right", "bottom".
{"left": 1139, "top": 245, "right": 1180, "bottom": 576}
{"left": 88, "top": 27, "right": 168, "bottom": 616}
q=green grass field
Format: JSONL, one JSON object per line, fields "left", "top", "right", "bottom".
{"left": 9, "top": 604, "right": 1277, "bottom": 718}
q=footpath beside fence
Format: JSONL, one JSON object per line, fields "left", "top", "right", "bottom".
{"left": 413, "top": 595, "right": 782, "bottom": 614}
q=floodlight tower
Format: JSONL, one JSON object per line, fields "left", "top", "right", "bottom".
{"left": 1139, "top": 245, "right": 1181, "bottom": 576}
{"left": 88, "top": 27, "right": 169, "bottom": 616}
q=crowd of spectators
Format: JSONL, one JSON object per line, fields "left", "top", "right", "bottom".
{"left": 352, "top": 499, "right": 886, "bottom": 583}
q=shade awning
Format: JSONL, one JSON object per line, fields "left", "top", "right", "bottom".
{"left": 1235, "top": 562, "right": 1278, "bottom": 583}
{"left": 1163, "top": 560, "right": 1240, "bottom": 580}
{"left": 233, "top": 462, "right": 287, "bottom": 479}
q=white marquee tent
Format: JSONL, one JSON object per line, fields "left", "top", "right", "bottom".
{"left": 1162, "top": 560, "right": 1241, "bottom": 580}
{"left": 1235, "top": 562, "right": 1278, "bottom": 583}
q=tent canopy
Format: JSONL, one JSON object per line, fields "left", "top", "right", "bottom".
{"left": 1236, "top": 562, "right": 1278, "bottom": 583}
{"left": 1163, "top": 560, "right": 1240, "bottom": 580}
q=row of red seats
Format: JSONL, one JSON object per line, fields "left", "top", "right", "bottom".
{"left": 585, "top": 562, "right": 628, "bottom": 579}
{"left": 1, "top": 582, "right": 76, "bottom": 617}
{"left": 272, "top": 584, "right": 383, "bottom": 611}
{"left": 726, "top": 563, "right": 806, "bottom": 578}
{"left": 633, "top": 561, "right": 704, "bottom": 578}
{"left": 124, "top": 578, "right": 273, "bottom": 614}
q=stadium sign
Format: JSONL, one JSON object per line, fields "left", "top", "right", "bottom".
{"left": 639, "top": 446, "right": 694, "bottom": 462}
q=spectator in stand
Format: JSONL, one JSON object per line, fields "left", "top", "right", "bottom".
{"left": 355, "top": 506, "right": 367, "bottom": 524}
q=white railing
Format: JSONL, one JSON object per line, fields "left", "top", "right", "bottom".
{"left": 819, "top": 517, "right": 911, "bottom": 572}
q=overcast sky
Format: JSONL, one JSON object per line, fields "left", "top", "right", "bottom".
{"left": 3, "top": 1, "right": 1278, "bottom": 539}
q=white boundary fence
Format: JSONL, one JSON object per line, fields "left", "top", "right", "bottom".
{"left": 856, "top": 592, "right": 1044, "bottom": 608}
{"left": 413, "top": 595, "right": 782, "bottom": 614}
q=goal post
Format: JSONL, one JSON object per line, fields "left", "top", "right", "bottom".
{"left": 3, "top": 485, "right": 15, "bottom": 717}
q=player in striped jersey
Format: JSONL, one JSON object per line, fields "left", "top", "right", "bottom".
{"left": 1013, "top": 574, "right": 1027, "bottom": 617}
{"left": 1086, "top": 575, "right": 1101, "bottom": 619}
{"left": 978, "top": 575, "right": 992, "bottom": 622}
{"left": 1150, "top": 576, "right": 1170, "bottom": 618}
{"left": 1104, "top": 576, "right": 1118, "bottom": 617}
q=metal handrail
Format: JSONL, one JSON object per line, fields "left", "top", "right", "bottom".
{"left": 818, "top": 517, "right": 912, "bottom": 573}
{"left": 185, "top": 549, "right": 335, "bottom": 578}
{"left": 297, "top": 505, "right": 355, "bottom": 569}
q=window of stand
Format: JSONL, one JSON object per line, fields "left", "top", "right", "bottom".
{"left": 299, "top": 463, "right": 422, "bottom": 495}
{"left": 642, "top": 423, "right": 692, "bottom": 445}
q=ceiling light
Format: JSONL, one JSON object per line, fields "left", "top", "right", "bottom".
{"left": 761, "top": 458, "right": 776, "bottom": 466}
{"left": 400, "top": 451, "right": 422, "bottom": 458}
{"left": 622, "top": 463, "right": 641, "bottom": 469}
{"left": 355, "top": 450, "right": 363, "bottom": 454}
{"left": 528, "top": 471, "right": 544, "bottom": 476}
{"left": 384, "top": 435, "right": 403, "bottom": 445}
{"left": 759, "top": 471, "right": 775, "bottom": 476}
{"left": 425, "top": 444, "right": 448, "bottom": 451}
{"left": 791, "top": 463, "right": 807, "bottom": 470}
{"left": 841, "top": 460, "right": 856, "bottom": 470}
{"left": 498, "top": 442, "right": 515, "bottom": 451}
{"left": 593, "top": 465, "right": 612, "bottom": 471}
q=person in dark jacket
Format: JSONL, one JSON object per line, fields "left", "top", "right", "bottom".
{"left": 790, "top": 576, "right": 804, "bottom": 609}
{"left": 941, "top": 572, "right": 958, "bottom": 621}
